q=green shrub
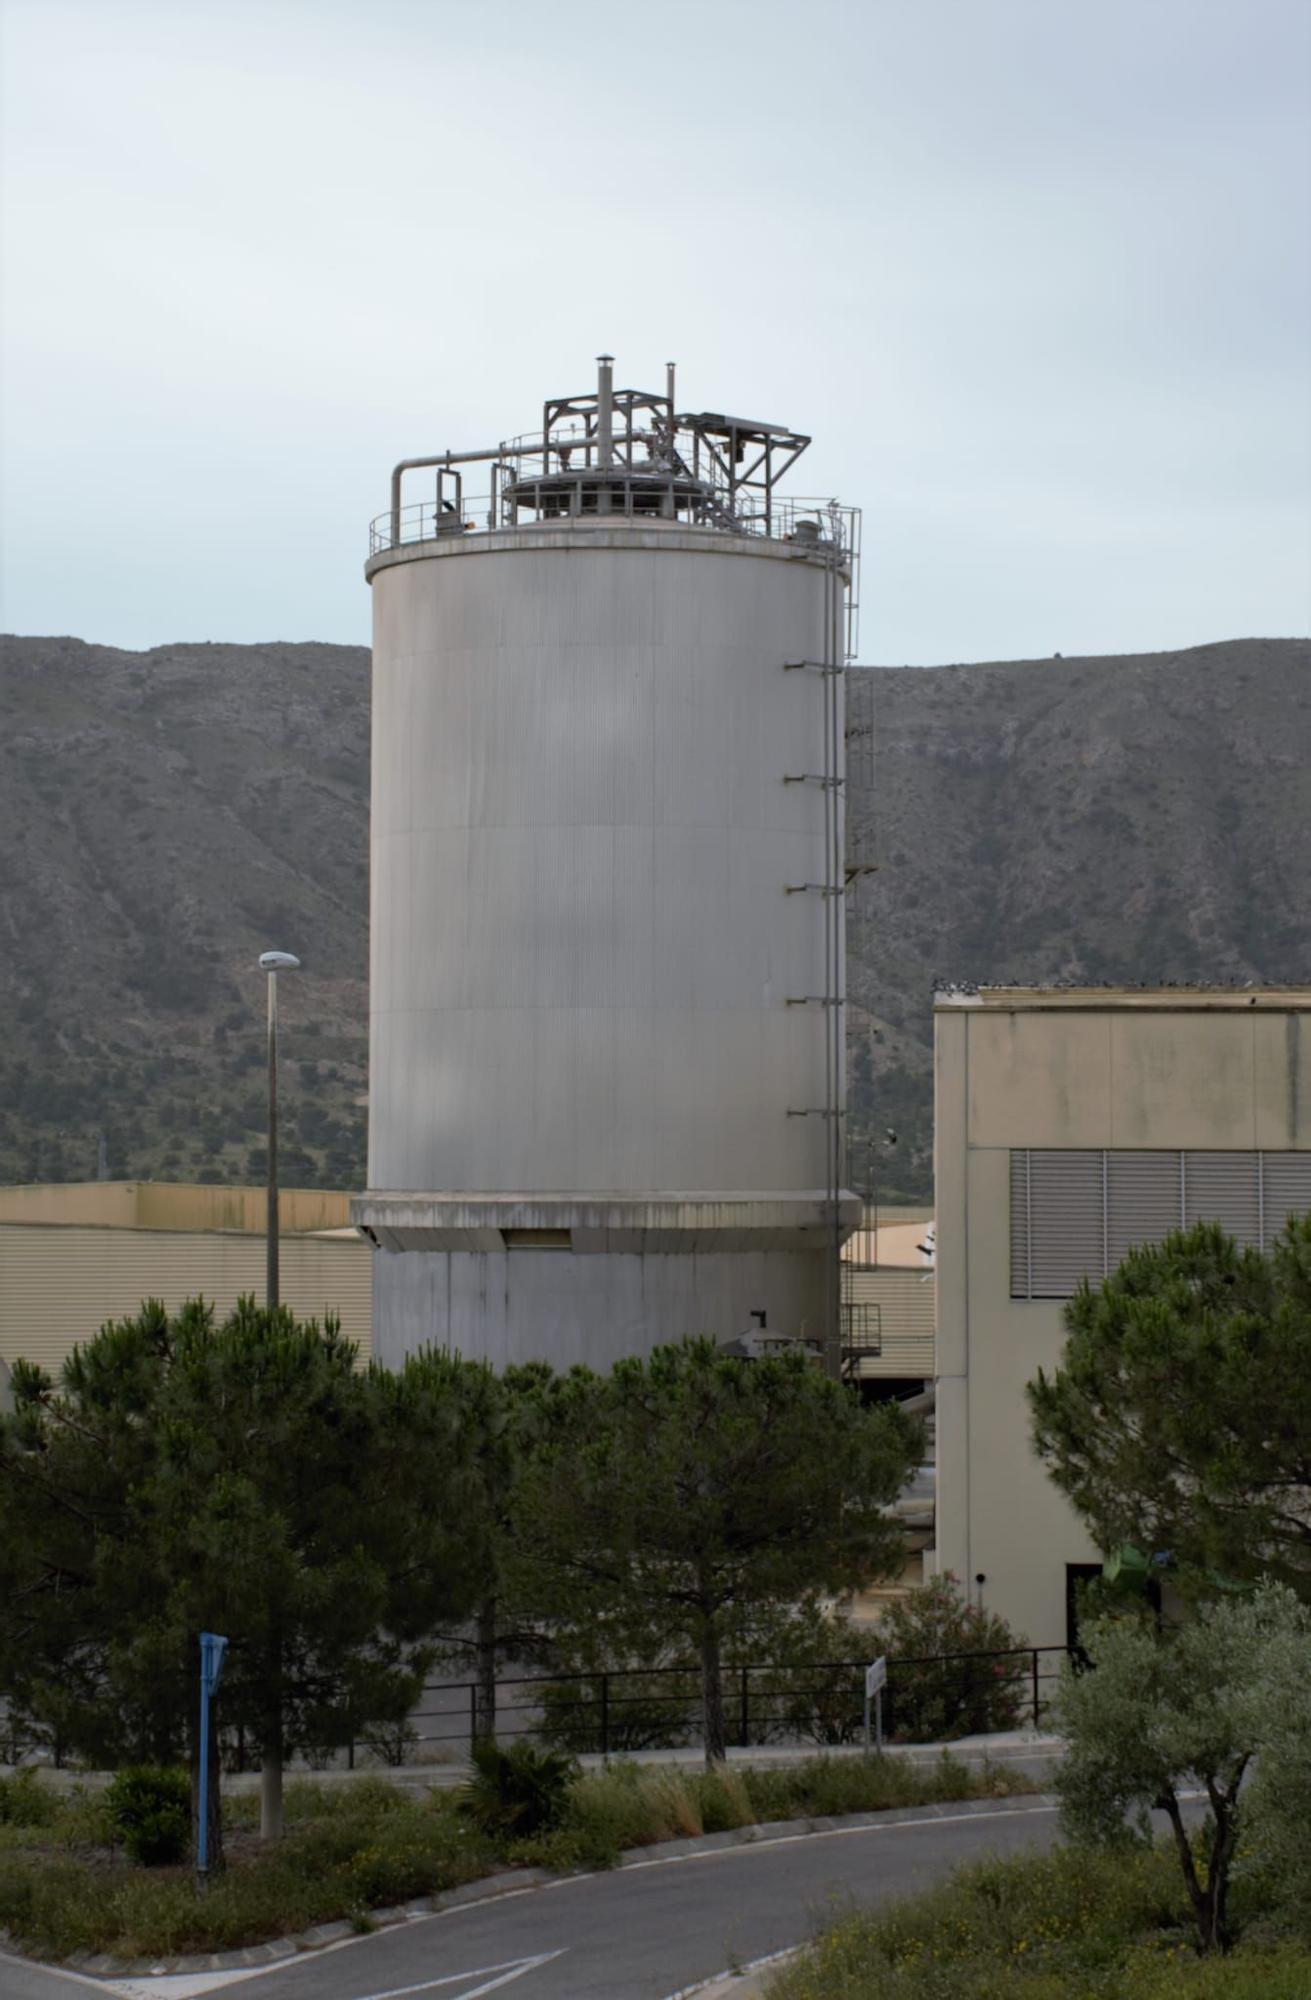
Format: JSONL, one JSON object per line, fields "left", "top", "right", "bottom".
{"left": 695, "top": 1766, "right": 754, "bottom": 1833}
{"left": 0, "top": 1769, "right": 58, "bottom": 1828}
{"left": 458, "top": 1740, "right": 578, "bottom": 1841}
{"left": 105, "top": 1766, "right": 191, "bottom": 1866}
{"left": 875, "top": 1574, "right": 1029, "bottom": 1741}
{"left": 0, "top": 1789, "right": 494, "bottom": 1959}
{"left": 765, "top": 1844, "right": 1310, "bottom": 2000}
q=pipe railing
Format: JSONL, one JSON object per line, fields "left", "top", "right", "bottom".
{"left": 347, "top": 1644, "right": 1069, "bottom": 1762}
{"left": 370, "top": 490, "right": 859, "bottom": 562}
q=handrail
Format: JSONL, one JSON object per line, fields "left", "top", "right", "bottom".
{"left": 370, "top": 490, "right": 859, "bottom": 564}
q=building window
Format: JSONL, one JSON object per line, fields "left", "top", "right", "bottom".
{"left": 1010, "top": 1149, "right": 1311, "bottom": 1299}
{"left": 840, "top": 1302, "right": 883, "bottom": 1354}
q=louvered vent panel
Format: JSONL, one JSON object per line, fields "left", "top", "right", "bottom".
{"left": 1028, "top": 1150, "right": 1105, "bottom": 1297}
{"left": 1010, "top": 1150, "right": 1031, "bottom": 1297}
{"left": 1184, "top": 1152, "right": 1261, "bottom": 1248}
{"left": 1262, "top": 1153, "right": 1311, "bottom": 1246}
{"left": 1107, "top": 1152, "right": 1182, "bottom": 1265}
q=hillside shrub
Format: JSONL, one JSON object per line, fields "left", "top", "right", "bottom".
{"left": 765, "top": 1844, "right": 1310, "bottom": 2000}
{"left": 105, "top": 1767, "right": 190, "bottom": 1866}
{"left": 0, "top": 1769, "right": 57, "bottom": 1828}
{"left": 458, "top": 1739, "right": 578, "bottom": 1841}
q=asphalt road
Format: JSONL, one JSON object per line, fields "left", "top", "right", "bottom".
{"left": 0, "top": 1796, "right": 1064, "bottom": 2000}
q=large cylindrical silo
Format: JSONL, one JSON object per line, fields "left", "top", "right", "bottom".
{"left": 353, "top": 360, "right": 859, "bottom": 1371}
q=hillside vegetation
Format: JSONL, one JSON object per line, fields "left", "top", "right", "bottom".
{"left": 1, "top": 634, "right": 1306, "bottom": 1197}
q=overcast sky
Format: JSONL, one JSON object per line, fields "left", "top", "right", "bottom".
{"left": 1, "top": 0, "right": 1307, "bottom": 663}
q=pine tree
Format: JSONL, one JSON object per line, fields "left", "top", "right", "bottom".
{"left": 1029, "top": 1215, "right": 1311, "bottom": 1595}
{"left": 513, "top": 1339, "right": 922, "bottom": 1764}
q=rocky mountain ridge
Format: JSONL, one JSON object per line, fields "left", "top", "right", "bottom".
{"left": 2, "top": 633, "right": 1306, "bottom": 1198}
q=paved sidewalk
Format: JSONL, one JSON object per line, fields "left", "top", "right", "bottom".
{"left": 6, "top": 1726, "right": 1060, "bottom": 1799}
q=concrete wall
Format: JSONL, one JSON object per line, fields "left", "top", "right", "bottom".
{"left": 372, "top": 1243, "right": 826, "bottom": 1373}
{"left": 0, "top": 1225, "right": 372, "bottom": 1388}
{"left": 933, "top": 989, "right": 1311, "bottom": 1649}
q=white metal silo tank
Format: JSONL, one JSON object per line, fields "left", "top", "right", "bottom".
{"left": 352, "top": 358, "right": 861, "bottom": 1371}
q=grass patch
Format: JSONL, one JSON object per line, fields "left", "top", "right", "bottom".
{"left": 512, "top": 1751, "right": 1033, "bottom": 1872}
{"left": 765, "top": 1844, "right": 1311, "bottom": 1999}
{"left": 0, "top": 1752, "right": 1033, "bottom": 1961}
{"left": 0, "top": 1780, "right": 495, "bottom": 1959}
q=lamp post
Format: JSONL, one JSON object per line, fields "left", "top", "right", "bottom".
{"left": 258, "top": 952, "right": 300, "bottom": 1310}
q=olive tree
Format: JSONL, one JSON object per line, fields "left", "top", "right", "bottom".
{"left": 1054, "top": 1582, "right": 1311, "bottom": 1953}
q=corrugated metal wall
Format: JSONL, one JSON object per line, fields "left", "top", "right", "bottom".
{"left": 0, "top": 1226, "right": 372, "bottom": 1383}
{"left": 842, "top": 1265, "right": 935, "bottom": 1379}
{"left": 0, "top": 1184, "right": 352, "bottom": 1233}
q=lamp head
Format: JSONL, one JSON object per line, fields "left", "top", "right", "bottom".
{"left": 259, "top": 951, "right": 300, "bottom": 973}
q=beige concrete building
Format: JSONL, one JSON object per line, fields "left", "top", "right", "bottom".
{"left": 0, "top": 1183, "right": 371, "bottom": 1393}
{"left": 932, "top": 986, "right": 1311, "bottom": 1650}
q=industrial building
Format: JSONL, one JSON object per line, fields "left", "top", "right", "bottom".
{"left": 931, "top": 985, "right": 1311, "bottom": 1649}
{"left": 0, "top": 1182, "right": 371, "bottom": 1399}
{"left": 353, "top": 358, "right": 864, "bottom": 1372}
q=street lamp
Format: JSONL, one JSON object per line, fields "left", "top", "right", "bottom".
{"left": 258, "top": 951, "right": 300, "bottom": 1310}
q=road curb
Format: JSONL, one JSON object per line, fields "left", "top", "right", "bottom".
{"left": 664, "top": 1946, "right": 802, "bottom": 1998}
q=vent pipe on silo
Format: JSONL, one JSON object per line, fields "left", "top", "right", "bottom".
{"left": 666, "top": 360, "right": 676, "bottom": 413}
{"left": 597, "top": 353, "right": 614, "bottom": 466}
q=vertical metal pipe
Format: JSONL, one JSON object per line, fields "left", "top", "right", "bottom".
{"left": 824, "top": 554, "right": 843, "bottom": 1380}
{"left": 828, "top": 553, "right": 845, "bottom": 1380}
{"left": 266, "top": 972, "right": 279, "bottom": 1311}
{"left": 666, "top": 360, "right": 676, "bottom": 418}
{"left": 596, "top": 354, "right": 614, "bottom": 466}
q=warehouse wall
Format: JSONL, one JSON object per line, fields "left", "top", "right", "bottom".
{"left": 0, "top": 1225, "right": 372, "bottom": 1387}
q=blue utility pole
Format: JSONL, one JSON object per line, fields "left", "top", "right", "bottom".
{"left": 197, "top": 1631, "right": 229, "bottom": 1886}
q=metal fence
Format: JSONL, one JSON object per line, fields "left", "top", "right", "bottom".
{"left": 2, "top": 1645, "right": 1069, "bottom": 1773}
{"left": 398, "top": 1646, "right": 1070, "bottom": 1761}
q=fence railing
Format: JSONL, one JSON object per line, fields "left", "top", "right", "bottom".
{"left": 393, "top": 1645, "right": 1070, "bottom": 1762}
{"left": 3, "top": 1644, "right": 1068, "bottom": 1773}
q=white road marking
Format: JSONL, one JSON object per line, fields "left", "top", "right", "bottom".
{"left": 352, "top": 1956, "right": 564, "bottom": 2000}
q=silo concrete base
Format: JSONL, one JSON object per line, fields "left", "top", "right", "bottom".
{"left": 368, "top": 1242, "right": 829, "bottom": 1373}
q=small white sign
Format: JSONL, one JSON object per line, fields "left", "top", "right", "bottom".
{"left": 866, "top": 1656, "right": 887, "bottom": 1697}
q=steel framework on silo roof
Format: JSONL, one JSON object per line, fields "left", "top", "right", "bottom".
{"left": 383, "top": 354, "right": 821, "bottom": 546}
